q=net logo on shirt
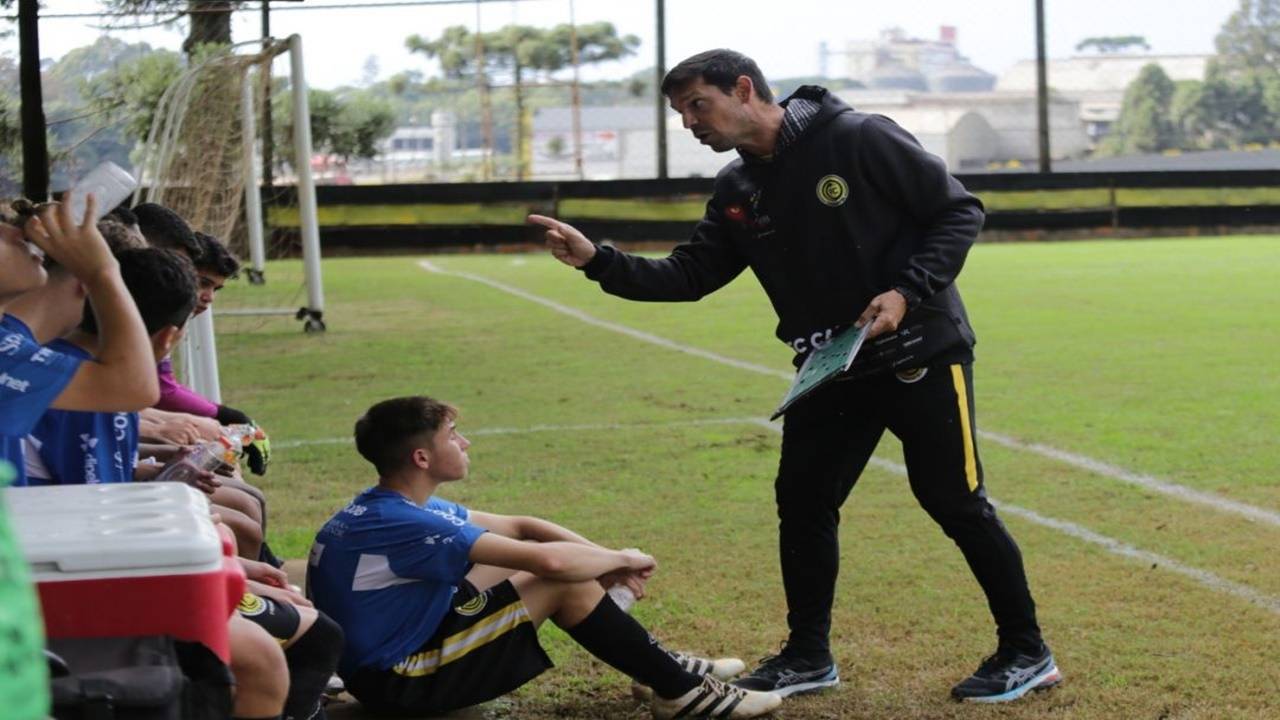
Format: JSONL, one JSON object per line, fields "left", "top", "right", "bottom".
{"left": 0, "top": 372, "right": 31, "bottom": 393}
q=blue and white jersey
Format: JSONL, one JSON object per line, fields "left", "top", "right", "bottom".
{"left": 0, "top": 315, "right": 83, "bottom": 486}
{"left": 309, "top": 486, "right": 487, "bottom": 676}
{"left": 25, "top": 340, "right": 138, "bottom": 486}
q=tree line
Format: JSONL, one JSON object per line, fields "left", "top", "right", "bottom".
{"left": 1100, "top": 0, "right": 1280, "bottom": 156}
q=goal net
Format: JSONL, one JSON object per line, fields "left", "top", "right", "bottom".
{"left": 133, "top": 34, "right": 326, "bottom": 400}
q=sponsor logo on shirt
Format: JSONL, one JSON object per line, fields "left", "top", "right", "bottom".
{"left": 425, "top": 507, "right": 466, "bottom": 528}
{"left": 0, "top": 333, "right": 23, "bottom": 356}
{"left": 343, "top": 503, "right": 368, "bottom": 516}
{"left": 0, "top": 371, "right": 31, "bottom": 392}
{"left": 29, "top": 347, "right": 54, "bottom": 365}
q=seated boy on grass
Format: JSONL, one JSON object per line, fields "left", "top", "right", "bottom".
{"left": 309, "top": 396, "right": 782, "bottom": 719}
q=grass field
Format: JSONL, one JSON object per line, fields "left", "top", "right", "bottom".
{"left": 215, "top": 236, "right": 1280, "bottom": 719}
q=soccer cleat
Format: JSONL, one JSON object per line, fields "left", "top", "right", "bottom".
{"left": 670, "top": 651, "right": 747, "bottom": 680}
{"left": 632, "top": 651, "right": 748, "bottom": 701}
{"left": 950, "top": 645, "right": 1062, "bottom": 703}
{"left": 731, "top": 652, "right": 838, "bottom": 697}
{"left": 651, "top": 674, "right": 782, "bottom": 719}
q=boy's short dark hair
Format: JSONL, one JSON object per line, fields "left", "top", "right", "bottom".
{"left": 133, "top": 203, "right": 202, "bottom": 262}
{"left": 107, "top": 206, "right": 139, "bottom": 227}
{"left": 661, "top": 49, "right": 773, "bottom": 103}
{"left": 355, "top": 396, "right": 457, "bottom": 477}
{"left": 97, "top": 218, "right": 147, "bottom": 254}
{"left": 80, "top": 248, "right": 197, "bottom": 336}
{"left": 194, "top": 232, "right": 241, "bottom": 278}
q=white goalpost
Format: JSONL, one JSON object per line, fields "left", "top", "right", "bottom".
{"left": 133, "top": 34, "right": 326, "bottom": 399}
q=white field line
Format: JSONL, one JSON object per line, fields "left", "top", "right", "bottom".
{"left": 743, "top": 419, "right": 1280, "bottom": 615}
{"left": 418, "top": 260, "right": 787, "bottom": 378}
{"left": 418, "top": 259, "right": 1280, "bottom": 528}
{"left": 275, "top": 416, "right": 765, "bottom": 449}
{"left": 979, "top": 431, "right": 1280, "bottom": 527}
{"left": 280, "top": 412, "right": 1280, "bottom": 615}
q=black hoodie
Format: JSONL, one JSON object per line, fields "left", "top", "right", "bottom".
{"left": 582, "top": 86, "right": 984, "bottom": 374}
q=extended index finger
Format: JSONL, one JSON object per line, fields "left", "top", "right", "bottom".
{"left": 526, "top": 214, "right": 563, "bottom": 231}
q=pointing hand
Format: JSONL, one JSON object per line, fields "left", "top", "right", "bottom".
{"left": 528, "top": 214, "right": 597, "bottom": 268}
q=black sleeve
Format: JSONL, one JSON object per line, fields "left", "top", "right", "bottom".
{"left": 857, "top": 115, "right": 985, "bottom": 306}
{"left": 580, "top": 194, "right": 748, "bottom": 302}
{"left": 215, "top": 404, "right": 252, "bottom": 425}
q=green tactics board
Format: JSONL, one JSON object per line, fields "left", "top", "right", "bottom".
{"left": 771, "top": 323, "right": 871, "bottom": 420}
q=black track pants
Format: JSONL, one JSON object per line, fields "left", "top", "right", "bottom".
{"left": 774, "top": 361, "right": 1043, "bottom": 656}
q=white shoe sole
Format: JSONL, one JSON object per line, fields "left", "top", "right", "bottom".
{"left": 961, "top": 665, "right": 1063, "bottom": 703}
{"left": 771, "top": 675, "right": 839, "bottom": 698}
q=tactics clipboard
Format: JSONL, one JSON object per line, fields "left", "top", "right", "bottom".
{"left": 770, "top": 323, "right": 872, "bottom": 420}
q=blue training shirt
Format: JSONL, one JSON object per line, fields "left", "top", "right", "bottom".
{"left": 308, "top": 487, "right": 487, "bottom": 677}
{"left": 25, "top": 339, "right": 138, "bottom": 486}
{"left": 0, "top": 315, "right": 83, "bottom": 487}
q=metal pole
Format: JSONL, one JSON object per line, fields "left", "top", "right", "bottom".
{"left": 18, "top": 0, "right": 48, "bottom": 201}
{"left": 289, "top": 34, "right": 326, "bottom": 331}
{"left": 475, "top": 0, "right": 493, "bottom": 180}
{"left": 655, "top": 0, "right": 667, "bottom": 179}
{"left": 186, "top": 308, "right": 223, "bottom": 403}
{"left": 240, "top": 74, "right": 268, "bottom": 284}
{"left": 261, "top": 0, "right": 275, "bottom": 192}
{"left": 569, "top": 0, "right": 584, "bottom": 180}
{"left": 1035, "top": 0, "right": 1052, "bottom": 172}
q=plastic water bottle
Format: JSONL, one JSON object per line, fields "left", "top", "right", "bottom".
{"left": 607, "top": 584, "right": 636, "bottom": 613}
{"left": 222, "top": 423, "right": 264, "bottom": 451}
{"left": 155, "top": 438, "right": 235, "bottom": 485}
{"left": 65, "top": 161, "right": 137, "bottom": 224}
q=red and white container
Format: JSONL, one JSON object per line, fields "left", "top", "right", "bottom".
{"left": 5, "top": 482, "right": 245, "bottom": 662}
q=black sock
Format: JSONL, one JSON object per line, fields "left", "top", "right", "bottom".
{"left": 233, "top": 716, "right": 281, "bottom": 720}
{"left": 564, "top": 596, "right": 700, "bottom": 699}
{"left": 283, "top": 612, "right": 344, "bottom": 720}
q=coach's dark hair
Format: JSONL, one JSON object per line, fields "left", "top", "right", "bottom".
{"left": 133, "top": 203, "right": 202, "bottom": 262}
{"left": 661, "top": 49, "right": 773, "bottom": 103}
{"left": 193, "top": 232, "right": 241, "bottom": 278}
{"left": 355, "top": 396, "right": 457, "bottom": 477}
{"left": 80, "top": 248, "right": 197, "bottom": 336}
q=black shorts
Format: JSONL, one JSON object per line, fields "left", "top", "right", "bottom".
{"left": 238, "top": 592, "right": 301, "bottom": 642}
{"left": 345, "top": 579, "right": 553, "bottom": 716}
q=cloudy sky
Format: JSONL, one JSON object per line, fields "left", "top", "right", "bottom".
{"left": 4, "top": 0, "right": 1241, "bottom": 88}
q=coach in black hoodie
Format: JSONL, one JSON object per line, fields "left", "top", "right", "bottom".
{"left": 528, "top": 49, "right": 1060, "bottom": 705}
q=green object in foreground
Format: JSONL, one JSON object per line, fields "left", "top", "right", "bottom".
{"left": 771, "top": 323, "right": 871, "bottom": 420}
{"left": 0, "top": 461, "right": 51, "bottom": 720}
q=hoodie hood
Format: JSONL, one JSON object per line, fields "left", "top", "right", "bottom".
{"left": 742, "top": 85, "right": 854, "bottom": 163}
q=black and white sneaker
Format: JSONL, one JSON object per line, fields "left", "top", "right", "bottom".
{"left": 731, "top": 652, "right": 839, "bottom": 697}
{"left": 632, "top": 651, "right": 748, "bottom": 702}
{"left": 651, "top": 674, "right": 782, "bottom": 719}
{"left": 950, "top": 645, "right": 1062, "bottom": 703}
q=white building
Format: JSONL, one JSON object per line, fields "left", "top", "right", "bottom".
{"left": 371, "top": 111, "right": 458, "bottom": 181}
{"left": 997, "top": 54, "right": 1210, "bottom": 143}
{"left": 839, "top": 90, "right": 1088, "bottom": 170}
{"left": 530, "top": 88, "right": 1088, "bottom": 179}
{"left": 839, "top": 27, "right": 996, "bottom": 94}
